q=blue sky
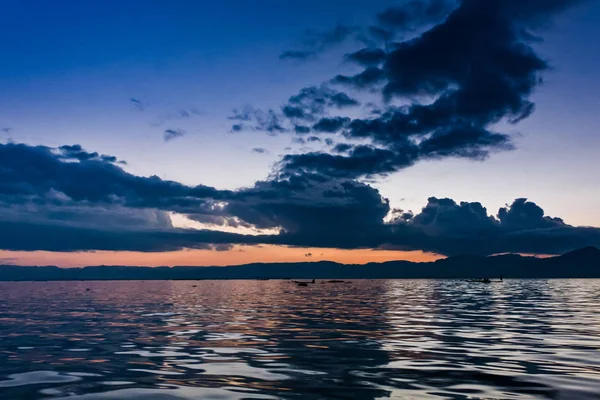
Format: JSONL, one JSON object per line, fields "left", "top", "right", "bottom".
{"left": 0, "top": 0, "right": 599, "bottom": 266}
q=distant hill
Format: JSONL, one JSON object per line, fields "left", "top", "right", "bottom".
{"left": 0, "top": 247, "right": 599, "bottom": 281}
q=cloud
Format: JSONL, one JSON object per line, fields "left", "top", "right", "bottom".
{"left": 279, "top": 50, "right": 317, "bottom": 61}
{"left": 130, "top": 98, "right": 145, "bottom": 111}
{"left": 151, "top": 107, "right": 202, "bottom": 126}
{"left": 387, "top": 197, "right": 600, "bottom": 256}
{"left": 252, "top": 148, "right": 269, "bottom": 154}
{"left": 280, "top": 24, "right": 358, "bottom": 61}
{"left": 312, "top": 117, "right": 350, "bottom": 133}
{"left": 261, "top": 0, "right": 585, "bottom": 179}
{"left": 279, "top": 1, "right": 457, "bottom": 61}
{"left": 57, "top": 144, "right": 126, "bottom": 164}
{"left": 163, "top": 128, "right": 187, "bottom": 142}
{"left": 0, "top": 2, "right": 592, "bottom": 257}
{"left": 294, "top": 125, "right": 311, "bottom": 134}
{"left": 0, "top": 141, "right": 598, "bottom": 255}
{"left": 284, "top": 86, "right": 359, "bottom": 122}
{"left": 345, "top": 48, "right": 387, "bottom": 66}
{"left": 376, "top": 0, "right": 456, "bottom": 31}
{"left": 333, "top": 67, "right": 385, "bottom": 89}
{"left": 228, "top": 106, "right": 286, "bottom": 134}
{"left": 230, "top": 86, "right": 358, "bottom": 134}
{"left": 278, "top": 146, "right": 411, "bottom": 179}
{"left": 0, "top": 142, "right": 224, "bottom": 216}
{"left": 243, "top": 0, "right": 582, "bottom": 179}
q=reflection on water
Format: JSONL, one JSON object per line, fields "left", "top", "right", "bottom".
{"left": 1, "top": 280, "right": 600, "bottom": 399}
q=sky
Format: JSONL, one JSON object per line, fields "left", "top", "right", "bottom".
{"left": 0, "top": 0, "right": 599, "bottom": 267}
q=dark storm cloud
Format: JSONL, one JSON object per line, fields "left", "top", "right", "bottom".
{"left": 333, "top": 143, "right": 353, "bottom": 153}
{"left": 0, "top": 219, "right": 259, "bottom": 252}
{"left": 332, "top": 67, "right": 385, "bottom": 89}
{"left": 388, "top": 197, "right": 600, "bottom": 256}
{"left": 271, "top": 0, "right": 585, "bottom": 179}
{"left": 0, "top": 142, "right": 225, "bottom": 215}
{"left": 0, "top": 141, "right": 598, "bottom": 255}
{"left": 222, "top": 173, "right": 391, "bottom": 249}
{"left": 278, "top": 145, "right": 415, "bottom": 179}
{"left": 163, "top": 128, "right": 186, "bottom": 142}
{"left": 345, "top": 48, "right": 387, "bottom": 66}
{"left": 294, "top": 125, "right": 311, "bottom": 134}
{"left": 312, "top": 117, "right": 350, "bottom": 133}
{"left": 284, "top": 86, "right": 359, "bottom": 122}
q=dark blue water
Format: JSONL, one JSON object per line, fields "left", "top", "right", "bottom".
{"left": 1, "top": 279, "right": 599, "bottom": 399}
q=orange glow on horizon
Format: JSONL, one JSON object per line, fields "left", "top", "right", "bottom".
{"left": 0, "top": 245, "right": 443, "bottom": 268}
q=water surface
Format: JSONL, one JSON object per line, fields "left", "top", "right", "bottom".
{"left": 1, "top": 279, "right": 600, "bottom": 399}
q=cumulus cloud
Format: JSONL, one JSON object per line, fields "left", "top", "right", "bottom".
{"left": 0, "top": 141, "right": 598, "bottom": 255}
{"left": 262, "top": 0, "right": 584, "bottom": 179}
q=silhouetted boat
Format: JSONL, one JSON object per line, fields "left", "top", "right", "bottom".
{"left": 294, "top": 278, "right": 315, "bottom": 286}
{"left": 327, "top": 280, "right": 345, "bottom": 283}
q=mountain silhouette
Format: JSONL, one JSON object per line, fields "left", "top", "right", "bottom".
{"left": 0, "top": 247, "right": 599, "bottom": 281}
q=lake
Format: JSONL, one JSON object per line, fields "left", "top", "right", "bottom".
{"left": 1, "top": 279, "right": 599, "bottom": 399}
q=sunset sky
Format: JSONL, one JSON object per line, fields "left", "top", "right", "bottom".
{"left": 1, "top": 0, "right": 599, "bottom": 267}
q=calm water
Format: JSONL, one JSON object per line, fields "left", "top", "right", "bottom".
{"left": 1, "top": 280, "right": 600, "bottom": 399}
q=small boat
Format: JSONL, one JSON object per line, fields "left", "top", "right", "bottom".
{"left": 294, "top": 279, "right": 315, "bottom": 287}
{"left": 466, "top": 278, "right": 491, "bottom": 283}
{"left": 327, "top": 280, "right": 345, "bottom": 283}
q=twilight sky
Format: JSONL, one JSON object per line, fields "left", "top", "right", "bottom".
{"left": 1, "top": 0, "right": 599, "bottom": 267}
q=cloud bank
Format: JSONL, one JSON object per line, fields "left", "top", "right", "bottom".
{"left": 0, "top": 141, "right": 597, "bottom": 256}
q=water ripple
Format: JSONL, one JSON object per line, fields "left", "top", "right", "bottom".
{"left": 1, "top": 279, "right": 600, "bottom": 399}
